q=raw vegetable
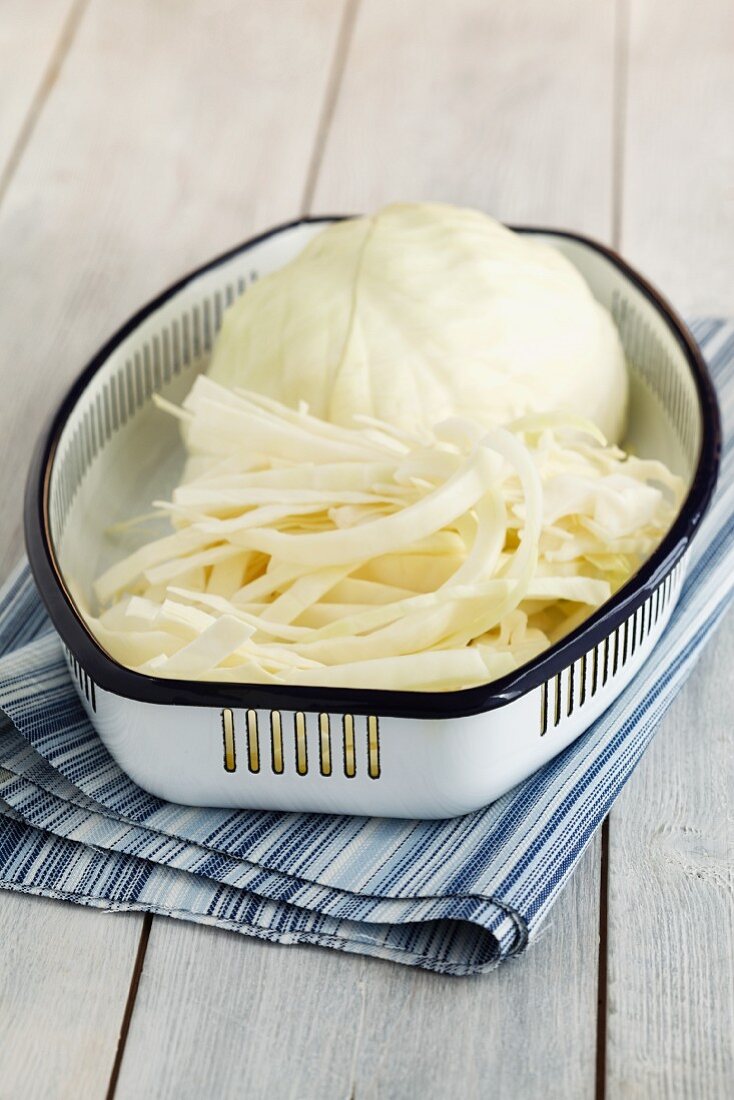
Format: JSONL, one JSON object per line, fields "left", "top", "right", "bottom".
{"left": 208, "top": 203, "right": 629, "bottom": 442}
{"left": 84, "top": 377, "right": 682, "bottom": 691}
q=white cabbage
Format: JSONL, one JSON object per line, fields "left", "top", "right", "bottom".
{"left": 85, "top": 379, "right": 681, "bottom": 691}
{"left": 83, "top": 206, "right": 677, "bottom": 691}
{"left": 208, "top": 203, "right": 628, "bottom": 443}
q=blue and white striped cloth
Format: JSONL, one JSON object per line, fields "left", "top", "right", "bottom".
{"left": 0, "top": 319, "right": 731, "bottom": 976}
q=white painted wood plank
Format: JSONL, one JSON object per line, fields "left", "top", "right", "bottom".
{"left": 0, "top": 8, "right": 146, "bottom": 1097}
{"left": 351, "top": 845, "right": 601, "bottom": 1100}
{"left": 0, "top": 0, "right": 78, "bottom": 178}
{"left": 0, "top": 897, "right": 143, "bottom": 1099}
{"left": 606, "top": 614, "right": 734, "bottom": 1098}
{"left": 619, "top": 0, "right": 734, "bottom": 315}
{"left": 606, "top": 3, "right": 734, "bottom": 1093}
{"left": 0, "top": 0, "right": 346, "bottom": 576}
{"left": 313, "top": 0, "right": 616, "bottom": 235}
{"left": 0, "top": 0, "right": 346, "bottom": 1093}
{"left": 117, "top": 2, "right": 614, "bottom": 1097}
{"left": 117, "top": 921, "right": 364, "bottom": 1100}
{"left": 114, "top": 843, "right": 601, "bottom": 1100}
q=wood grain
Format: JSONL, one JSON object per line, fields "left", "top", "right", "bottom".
{"left": 606, "top": 615, "right": 734, "bottom": 1098}
{"left": 0, "top": 7, "right": 147, "bottom": 1098}
{"left": 116, "top": 922, "right": 365, "bottom": 1100}
{"left": 0, "top": 0, "right": 347, "bottom": 577}
{"left": 604, "top": 3, "right": 734, "bottom": 1094}
{"left": 0, "top": 0, "right": 347, "bottom": 1094}
{"left": 313, "top": 0, "right": 616, "bottom": 234}
{"left": 0, "top": 0, "right": 79, "bottom": 183}
{"left": 0, "top": 895, "right": 144, "bottom": 1100}
{"left": 619, "top": 0, "right": 734, "bottom": 315}
{"left": 350, "top": 848, "right": 600, "bottom": 1100}
{"left": 113, "top": 844, "right": 600, "bottom": 1100}
{"left": 114, "top": 2, "right": 614, "bottom": 1096}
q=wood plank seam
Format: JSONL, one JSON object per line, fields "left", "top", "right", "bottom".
{"left": 598, "top": 2, "right": 630, "bottom": 1095}
{"left": 300, "top": 0, "right": 362, "bottom": 214}
{"left": 595, "top": 818, "right": 611, "bottom": 1100}
{"left": 106, "top": 914, "right": 153, "bottom": 1100}
{"left": 611, "top": 0, "right": 629, "bottom": 257}
{"left": 0, "top": 0, "right": 90, "bottom": 207}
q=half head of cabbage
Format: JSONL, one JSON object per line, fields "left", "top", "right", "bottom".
{"left": 208, "top": 202, "right": 628, "bottom": 444}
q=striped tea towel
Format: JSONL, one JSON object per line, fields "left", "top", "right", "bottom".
{"left": 0, "top": 318, "right": 732, "bottom": 976}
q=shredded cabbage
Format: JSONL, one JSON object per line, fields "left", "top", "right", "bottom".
{"left": 85, "top": 376, "right": 683, "bottom": 690}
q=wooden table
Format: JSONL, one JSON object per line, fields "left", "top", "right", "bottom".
{"left": 1, "top": 2, "right": 732, "bottom": 1096}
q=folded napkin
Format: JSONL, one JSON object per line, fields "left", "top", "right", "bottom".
{"left": 0, "top": 319, "right": 731, "bottom": 976}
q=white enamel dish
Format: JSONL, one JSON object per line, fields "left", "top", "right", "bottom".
{"left": 24, "top": 218, "right": 720, "bottom": 818}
